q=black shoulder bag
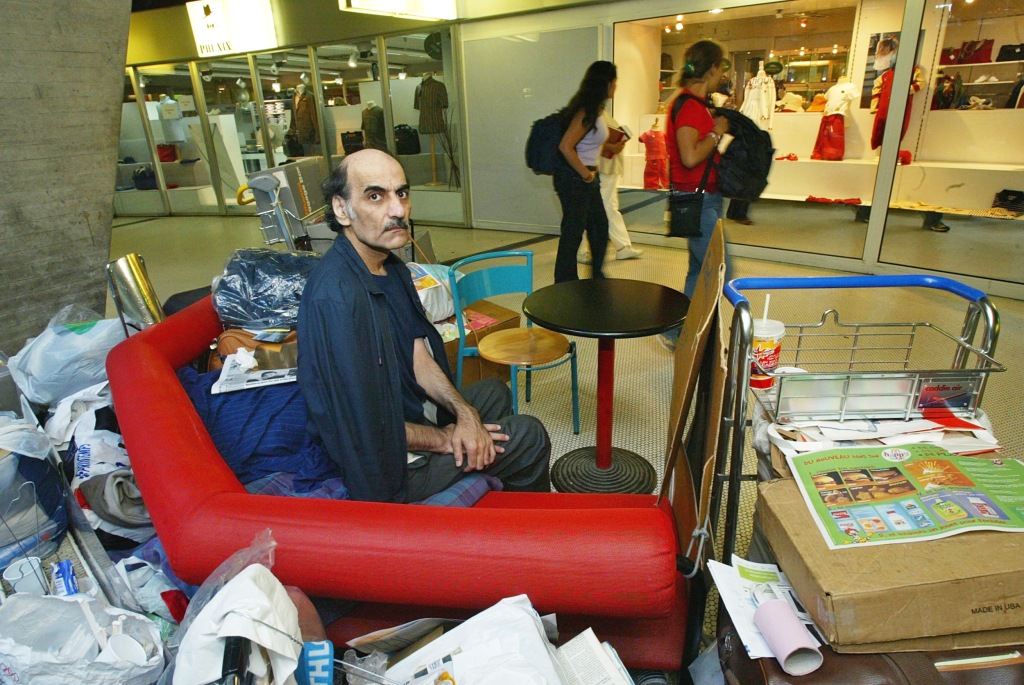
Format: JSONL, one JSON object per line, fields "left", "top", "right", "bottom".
{"left": 666, "top": 93, "right": 716, "bottom": 238}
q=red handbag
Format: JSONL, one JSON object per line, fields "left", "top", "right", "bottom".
{"left": 957, "top": 39, "right": 994, "bottom": 64}
{"left": 940, "top": 47, "right": 960, "bottom": 65}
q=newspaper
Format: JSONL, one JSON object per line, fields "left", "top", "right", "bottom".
{"left": 555, "top": 628, "right": 632, "bottom": 685}
{"left": 788, "top": 443, "right": 1024, "bottom": 549}
{"left": 707, "top": 557, "right": 819, "bottom": 659}
{"left": 210, "top": 351, "right": 297, "bottom": 394}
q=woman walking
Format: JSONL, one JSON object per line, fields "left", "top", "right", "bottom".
{"left": 660, "top": 41, "right": 732, "bottom": 351}
{"left": 553, "top": 60, "right": 625, "bottom": 282}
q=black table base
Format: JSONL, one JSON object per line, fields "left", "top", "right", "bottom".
{"left": 551, "top": 447, "right": 657, "bottom": 494}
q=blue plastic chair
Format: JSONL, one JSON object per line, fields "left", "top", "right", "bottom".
{"left": 449, "top": 251, "right": 580, "bottom": 434}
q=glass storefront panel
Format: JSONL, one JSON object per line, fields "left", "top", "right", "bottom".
{"left": 314, "top": 42, "right": 380, "bottom": 162}
{"left": 115, "top": 70, "right": 166, "bottom": 216}
{"left": 135, "top": 64, "right": 221, "bottom": 215}
{"left": 196, "top": 56, "right": 261, "bottom": 214}
{"left": 386, "top": 29, "right": 465, "bottom": 224}
{"left": 613, "top": 0, "right": 908, "bottom": 260}
{"left": 880, "top": 0, "right": 1024, "bottom": 285}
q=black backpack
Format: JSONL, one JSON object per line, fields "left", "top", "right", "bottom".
{"left": 671, "top": 95, "right": 775, "bottom": 202}
{"left": 525, "top": 112, "right": 567, "bottom": 175}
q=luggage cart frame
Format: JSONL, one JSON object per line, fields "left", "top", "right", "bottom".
{"left": 711, "top": 274, "right": 1003, "bottom": 566}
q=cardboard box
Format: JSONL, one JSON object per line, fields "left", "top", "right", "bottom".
{"left": 444, "top": 299, "right": 519, "bottom": 386}
{"left": 757, "top": 478, "right": 1024, "bottom": 651}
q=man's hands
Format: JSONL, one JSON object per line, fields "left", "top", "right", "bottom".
{"left": 442, "top": 411, "right": 508, "bottom": 471}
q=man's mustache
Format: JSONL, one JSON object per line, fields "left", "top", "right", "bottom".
{"left": 385, "top": 219, "right": 410, "bottom": 231}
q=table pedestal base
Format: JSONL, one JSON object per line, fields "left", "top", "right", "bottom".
{"left": 551, "top": 447, "right": 657, "bottom": 494}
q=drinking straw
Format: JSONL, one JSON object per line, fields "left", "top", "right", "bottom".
{"left": 762, "top": 294, "right": 771, "bottom": 322}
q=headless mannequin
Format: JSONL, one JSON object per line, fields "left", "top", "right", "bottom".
{"left": 812, "top": 75, "right": 859, "bottom": 161}
{"left": 288, "top": 83, "right": 320, "bottom": 153}
{"left": 157, "top": 93, "right": 184, "bottom": 143}
{"left": 361, "top": 99, "right": 387, "bottom": 151}
{"left": 414, "top": 72, "right": 449, "bottom": 185}
{"left": 638, "top": 117, "right": 669, "bottom": 190}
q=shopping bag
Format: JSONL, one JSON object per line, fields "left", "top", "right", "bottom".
{"left": 8, "top": 305, "right": 126, "bottom": 406}
{"left": 0, "top": 594, "right": 164, "bottom": 685}
{"left": 666, "top": 190, "right": 706, "bottom": 237}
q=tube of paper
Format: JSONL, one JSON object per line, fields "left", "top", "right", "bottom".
{"left": 753, "top": 599, "right": 823, "bottom": 676}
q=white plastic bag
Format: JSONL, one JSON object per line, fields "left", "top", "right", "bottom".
{"left": 0, "top": 593, "right": 164, "bottom": 685}
{"left": 408, "top": 263, "right": 460, "bottom": 323}
{"left": 9, "top": 305, "right": 127, "bottom": 407}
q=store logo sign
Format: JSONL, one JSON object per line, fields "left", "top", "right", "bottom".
{"left": 187, "top": 0, "right": 278, "bottom": 58}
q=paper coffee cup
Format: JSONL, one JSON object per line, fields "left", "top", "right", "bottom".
{"left": 3, "top": 556, "right": 49, "bottom": 595}
{"left": 753, "top": 599, "right": 823, "bottom": 676}
{"left": 95, "top": 633, "right": 148, "bottom": 666}
{"left": 750, "top": 319, "right": 786, "bottom": 389}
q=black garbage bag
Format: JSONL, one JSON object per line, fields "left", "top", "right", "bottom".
{"left": 212, "top": 248, "right": 320, "bottom": 330}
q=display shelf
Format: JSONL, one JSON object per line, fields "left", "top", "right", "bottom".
{"left": 961, "top": 80, "right": 1017, "bottom": 86}
{"left": 938, "top": 59, "right": 1024, "bottom": 68}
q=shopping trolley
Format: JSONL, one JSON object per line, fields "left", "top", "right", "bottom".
{"left": 711, "top": 274, "right": 1004, "bottom": 563}
{"left": 236, "top": 157, "right": 326, "bottom": 252}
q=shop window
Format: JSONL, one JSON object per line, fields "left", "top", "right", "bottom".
{"left": 115, "top": 70, "right": 166, "bottom": 216}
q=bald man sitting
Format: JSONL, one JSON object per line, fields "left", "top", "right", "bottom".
{"left": 298, "top": 150, "right": 551, "bottom": 503}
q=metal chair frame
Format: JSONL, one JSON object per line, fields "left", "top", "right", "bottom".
{"left": 449, "top": 250, "right": 580, "bottom": 434}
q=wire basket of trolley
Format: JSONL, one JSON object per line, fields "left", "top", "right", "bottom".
{"left": 709, "top": 274, "right": 1004, "bottom": 560}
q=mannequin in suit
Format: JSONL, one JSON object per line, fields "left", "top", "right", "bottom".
{"left": 288, "top": 83, "right": 320, "bottom": 154}
{"left": 361, "top": 99, "right": 387, "bottom": 151}
{"left": 414, "top": 73, "right": 449, "bottom": 185}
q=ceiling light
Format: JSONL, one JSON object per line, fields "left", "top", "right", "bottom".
{"left": 965, "top": 0, "right": 975, "bottom": 3}
{"left": 299, "top": 72, "right": 310, "bottom": 85}
{"left": 271, "top": 81, "right": 281, "bottom": 93}
{"left": 800, "top": 18, "right": 807, "bottom": 27}
{"left": 138, "top": 75, "right": 148, "bottom": 88}
{"left": 676, "top": 21, "right": 683, "bottom": 30}
{"left": 398, "top": 70, "right": 407, "bottom": 79}
{"left": 335, "top": 74, "right": 344, "bottom": 84}
{"left": 348, "top": 53, "right": 358, "bottom": 67}
{"left": 236, "top": 78, "right": 246, "bottom": 88}
{"left": 676, "top": 14, "right": 682, "bottom": 20}
{"left": 709, "top": 8, "right": 723, "bottom": 13}
{"left": 769, "top": 51, "right": 775, "bottom": 58}
{"left": 664, "top": 25, "right": 671, "bottom": 33}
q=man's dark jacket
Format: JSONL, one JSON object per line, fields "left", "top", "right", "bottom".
{"left": 298, "top": 235, "right": 450, "bottom": 502}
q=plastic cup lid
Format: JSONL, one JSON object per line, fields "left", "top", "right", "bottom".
{"left": 753, "top": 319, "right": 786, "bottom": 339}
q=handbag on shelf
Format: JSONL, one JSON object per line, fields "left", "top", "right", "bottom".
{"left": 957, "top": 38, "right": 995, "bottom": 64}
{"left": 666, "top": 159, "right": 714, "bottom": 238}
{"left": 940, "top": 47, "right": 961, "bottom": 65}
{"left": 992, "top": 188, "right": 1024, "bottom": 214}
{"left": 996, "top": 43, "right": 1024, "bottom": 62}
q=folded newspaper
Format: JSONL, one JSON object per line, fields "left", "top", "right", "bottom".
{"left": 211, "top": 349, "right": 297, "bottom": 394}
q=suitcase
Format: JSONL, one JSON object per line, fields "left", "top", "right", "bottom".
{"left": 340, "top": 131, "right": 364, "bottom": 155}
{"left": 717, "top": 616, "right": 1024, "bottom": 685}
{"left": 394, "top": 124, "right": 421, "bottom": 155}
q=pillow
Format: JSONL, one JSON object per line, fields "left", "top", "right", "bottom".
{"left": 177, "top": 367, "right": 344, "bottom": 496}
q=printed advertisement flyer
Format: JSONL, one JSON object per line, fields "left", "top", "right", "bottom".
{"left": 787, "top": 444, "right": 1024, "bottom": 549}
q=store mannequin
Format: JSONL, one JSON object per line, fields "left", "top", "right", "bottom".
{"left": 157, "top": 93, "right": 184, "bottom": 143}
{"left": 361, "top": 99, "right": 387, "bottom": 151}
{"left": 739, "top": 61, "right": 776, "bottom": 131}
{"left": 288, "top": 83, "right": 320, "bottom": 155}
{"left": 811, "top": 75, "right": 859, "bottom": 161}
{"left": 414, "top": 72, "right": 449, "bottom": 185}
{"left": 638, "top": 117, "right": 669, "bottom": 190}
{"left": 869, "top": 38, "right": 924, "bottom": 150}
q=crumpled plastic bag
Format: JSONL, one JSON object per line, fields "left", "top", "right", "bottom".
{"left": 8, "top": 305, "right": 126, "bottom": 407}
{"left": 212, "top": 248, "right": 319, "bottom": 330}
{"left": 0, "top": 593, "right": 164, "bottom": 685}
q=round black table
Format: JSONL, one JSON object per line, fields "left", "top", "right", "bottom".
{"left": 523, "top": 278, "right": 689, "bottom": 494}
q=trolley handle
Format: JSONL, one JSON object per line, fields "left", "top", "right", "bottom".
{"left": 723, "top": 274, "right": 987, "bottom": 306}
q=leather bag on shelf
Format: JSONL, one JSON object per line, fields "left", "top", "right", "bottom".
{"left": 957, "top": 39, "right": 995, "bottom": 64}
{"left": 996, "top": 43, "right": 1024, "bottom": 62}
{"left": 940, "top": 47, "right": 961, "bottom": 65}
{"left": 718, "top": 617, "right": 1024, "bottom": 685}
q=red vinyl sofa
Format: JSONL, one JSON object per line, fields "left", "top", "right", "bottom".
{"left": 106, "top": 295, "right": 690, "bottom": 669}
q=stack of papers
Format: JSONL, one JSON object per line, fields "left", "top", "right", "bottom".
{"left": 767, "top": 412, "right": 999, "bottom": 460}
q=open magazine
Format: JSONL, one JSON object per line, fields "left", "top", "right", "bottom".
{"left": 788, "top": 443, "right": 1024, "bottom": 549}
{"left": 210, "top": 351, "right": 297, "bottom": 394}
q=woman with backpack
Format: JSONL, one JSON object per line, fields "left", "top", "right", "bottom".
{"left": 553, "top": 60, "right": 625, "bottom": 283}
{"left": 660, "top": 41, "right": 732, "bottom": 352}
